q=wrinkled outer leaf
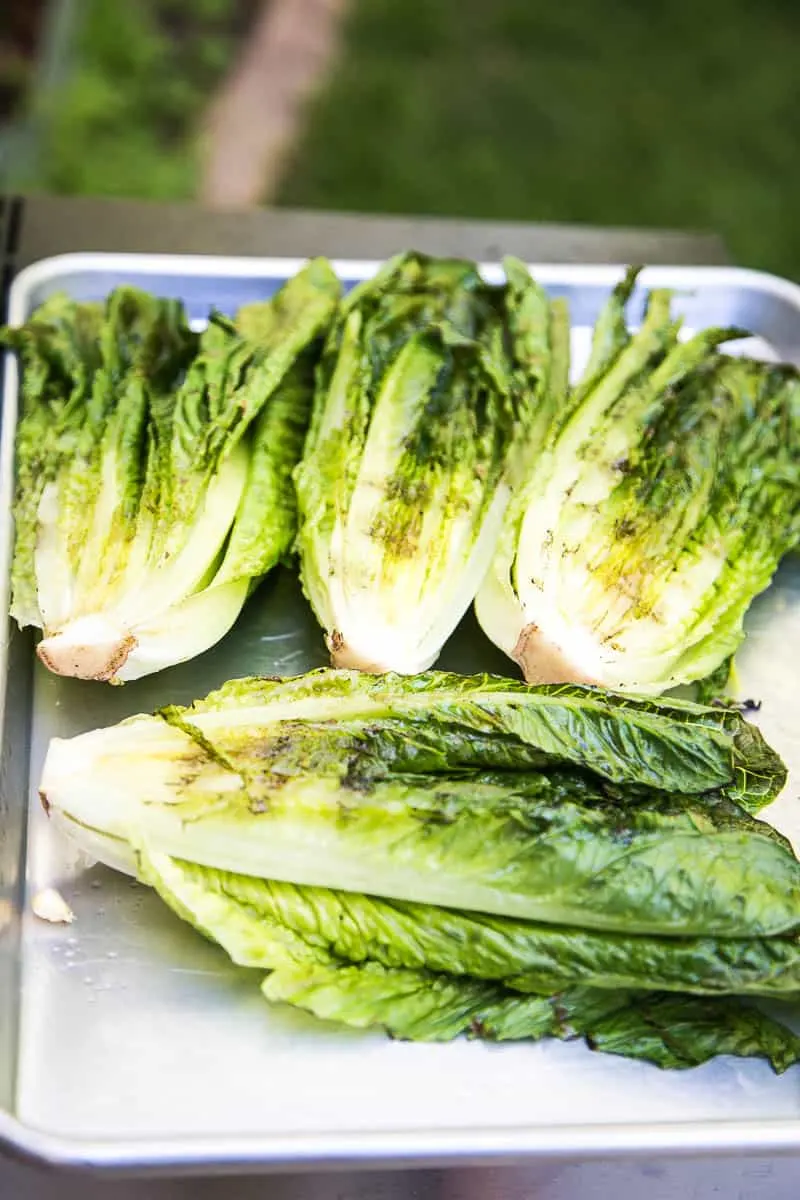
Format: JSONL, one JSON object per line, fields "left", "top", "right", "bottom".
{"left": 172, "top": 262, "right": 340, "bottom": 549}
{"left": 176, "top": 669, "right": 786, "bottom": 808}
{"left": 141, "top": 849, "right": 800, "bottom": 1072}
{"left": 150, "top": 856, "right": 800, "bottom": 999}
{"left": 576, "top": 991, "right": 800, "bottom": 1073}
{"left": 263, "top": 963, "right": 800, "bottom": 1072}
{"left": 2, "top": 291, "right": 157, "bottom": 624}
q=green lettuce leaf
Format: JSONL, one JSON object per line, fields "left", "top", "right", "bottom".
{"left": 161, "top": 668, "right": 786, "bottom": 806}
{"left": 166, "top": 259, "right": 339, "bottom": 556}
{"left": 138, "top": 848, "right": 327, "bottom": 971}
{"left": 1, "top": 293, "right": 106, "bottom": 627}
{"left": 263, "top": 964, "right": 800, "bottom": 1072}
{"left": 694, "top": 655, "right": 735, "bottom": 706}
{"left": 575, "top": 991, "right": 800, "bottom": 1073}
{"left": 578, "top": 266, "right": 639, "bottom": 391}
{"left": 140, "top": 854, "right": 800, "bottom": 999}
{"left": 263, "top": 958, "right": 551, "bottom": 1041}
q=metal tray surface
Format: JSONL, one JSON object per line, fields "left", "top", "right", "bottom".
{"left": 1, "top": 254, "right": 800, "bottom": 1173}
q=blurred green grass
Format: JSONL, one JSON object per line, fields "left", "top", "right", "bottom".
{"left": 13, "top": 0, "right": 800, "bottom": 277}
{"left": 278, "top": 0, "right": 800, "bottom": 277}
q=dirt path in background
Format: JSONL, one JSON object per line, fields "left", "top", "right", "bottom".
{"left": 199, "top": 0, "right": 349, "bottom": 208}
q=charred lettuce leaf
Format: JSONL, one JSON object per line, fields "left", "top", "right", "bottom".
{"left": 263, "top": 963, "right": 800, "bottom": 1073}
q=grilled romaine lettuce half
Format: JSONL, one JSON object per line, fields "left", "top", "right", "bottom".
{"left": 294, "top": 252, "right": 568, "bottom": 674}
{"left": 39, "top": 668, "right": 800, "bottom": 1072}
{"left": 40, "top": 669, "right": 792, "bottom": 937}
{"left": 2, "top": 260, "right": 340, "bottom": 681}
{"left": 475, "top": 269, "right": 800, "bottom": 694}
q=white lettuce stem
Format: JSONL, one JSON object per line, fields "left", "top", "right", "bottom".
{"left": 37, "top": 614, "right": 137, "bottom": 681}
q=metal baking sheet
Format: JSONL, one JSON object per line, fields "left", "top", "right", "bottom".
{"left": 1, "top": 253, "right": 800, "bottom": 1174}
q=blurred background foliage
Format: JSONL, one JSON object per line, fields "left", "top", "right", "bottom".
{"left": 1, "top": 0, "right": 261, "bottom": 198}
{"left": 1, "top": 0, "right": 798, "bottom": 277}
